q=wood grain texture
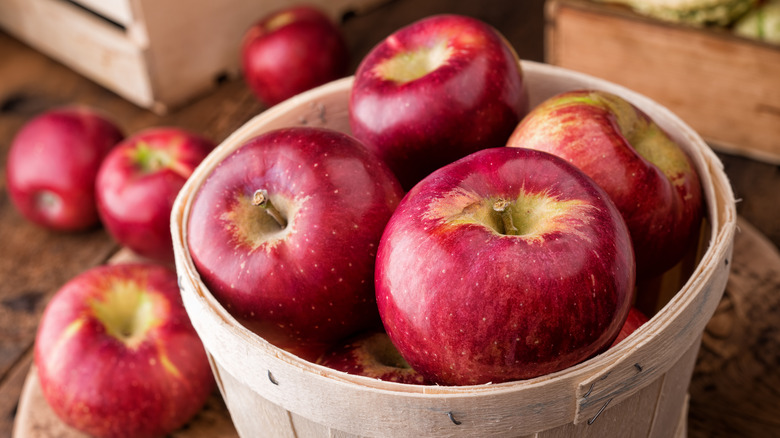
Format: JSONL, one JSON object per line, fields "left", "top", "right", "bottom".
{"left": 716, "top": 152, "right": 780, "bottom": 255}
{"left": 545, "top": 0, "right": 780, "bottom": 164}
{"left": 689, "top": 218, "right": 780, "bottom": 437}
{"left": 0, "top": 0, "right": 155, "bottom": 107}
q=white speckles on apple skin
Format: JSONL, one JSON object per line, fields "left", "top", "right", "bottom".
{"left": 508, "top": 90, "right": 702, "bottom": 279}
{"left": 350, "top": 15, "right": 529, "bottom": 192}
{"left": 34, "top": 263, "right": 215, "bottom": 437}
{"left": 375, "top": 147, "right": 635, "bottom": 385}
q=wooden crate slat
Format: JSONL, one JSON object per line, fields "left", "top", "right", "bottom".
{"left": 70, "top": 0, "right": 135, "bottom": 26}
{"left": 0, "top": 0, "right": 153, "bottom": 107}
{"left": 546, "top": 0, "right": 780, "bottom": 163}
{"left": 0, "top": 0, "right": 387, "bottom": 114}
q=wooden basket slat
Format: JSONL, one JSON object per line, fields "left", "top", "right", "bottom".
{"left": 646, "top": 337, "right": 701, "bottom": 438}
{"left": 573, "top": 253, "right": 731, "bottom": 423}
{"left": 541, "top": 377, "right": 664, "bottom": 437}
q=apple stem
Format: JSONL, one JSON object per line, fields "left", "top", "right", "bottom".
{"left": 135, "top": 141, "right": 170, "bottom": 173}
{"left": 253, "top": 189, "right": 287, "bottom": 229}
{"left": 493, "top": 199, "right": 520, "bottom": 236}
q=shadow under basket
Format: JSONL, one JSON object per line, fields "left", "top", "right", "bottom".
{"left": 171, "top": 61, "right": 737, "bottom": 438}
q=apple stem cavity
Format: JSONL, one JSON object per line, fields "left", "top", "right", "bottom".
{"left": 374, "top": 40, "right": 452, "bottom": 84}
{"left": 264, "top": 11, "right": 296, "bottom": 33}
{"left": 493, "top": 198, "right": 520, "bottom": 236}
{"left": 252, "top": 189, "right": 288, "bottom": 229}
{"left": 89, "top": 282, "right": 157, "bottom": 348}
{"left": 133, "top": 141, "right": 172, "bottom": 173}
{"left": 34, "top": 190, "right": 62, "bottom": 215}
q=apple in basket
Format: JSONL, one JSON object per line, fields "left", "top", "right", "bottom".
{"left": 96, "top": 127, "right": 215, "bottom": 264}
{"left": 610, "top": 307, "right": 649, "bottom": 348}
{"left": 349, "top": 14, "right": 529, "bottom": 191}
{"left": 316, "top": 331, "right": 430, "bottom": 385}
{"left": 375, "top": 147, "right": 636, "bottom": 386}
{"left": 507, "top": 90, "right": 703, "bottom": 280}
{"left": 34, "top": 263, "right": 215, "bottom": 438}
{"left": 241, "top": 5, "right": 349, "bottom": 107}
{"left": 186, "top": 127, "right": 404, "bottom": 360}
{"left": 6, "top": 106, "right": 123, "bottom": 231}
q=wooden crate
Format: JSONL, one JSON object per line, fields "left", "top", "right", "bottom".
{"left": 0, "top": 0, "right": 382, "bottom": 114}
{"left": 545, "top": 0, "right": 780, "bottom": 164}
{"left": 171, "top": 61, "right": 737, "bottom": 437}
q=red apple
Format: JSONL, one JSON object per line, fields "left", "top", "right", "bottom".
{"left": 507, "top": 89, "right": 703, "bottom": 279}
{"left": 349, "top": 14, "right": 529, "bottom": 191}
{"left": 34, "top": 263, "right": 215, "bottom": 438}
{"left": 375, "top": 147, "right": 635, "bottom": 386}
{"left": 186, "top": 127, "right": 404, "bottom": 360}
{"left": 609, "top": 307, "right": 649, "bottom": 348}
{"left": 316, "top": 331, "right": 430, "bottom": 385}
{"left": 6, "top": 106, "right": 123, "bottom": 231}
{"left": 96, "top": 127, "right": 215, "bottom": 264}
{"left": 241, "top": 5, "right": 349, "bottom": 107}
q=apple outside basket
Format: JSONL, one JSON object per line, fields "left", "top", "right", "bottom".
{"left": 171, "top": 61, "right": 736, "bottom": 438}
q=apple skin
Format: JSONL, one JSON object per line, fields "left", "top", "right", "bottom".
{"left": 349, "top": 14, "right": 530, "bottom": 191}
{"left": 241, "top": 5, "right": 349, "bottom": 107}
{"left": 187, "top": 127, "right": 404, "bottom": 360}
{"left": 609, "top": 307, "right": 649, "bottom": 348}
{"left": 6, "top": 106, "right": 124, "bottom": 231}
{"left": 316, "top": 331, "right": 430, "bottom": 385}
{"left": 375, "top": 147, "right": 635, "bottom": 386}
{"left": 507, "top": 90, "right": 703, "bottom": 279}
{"left": 34, "top": 263, "right": 215, "bottom": 438}
{"left": 96, "top": 127, "right": 215, "bottom": 264}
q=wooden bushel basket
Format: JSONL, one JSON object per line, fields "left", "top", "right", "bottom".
{"left": 171, "top": 61, "right": 737, "bottom": 437}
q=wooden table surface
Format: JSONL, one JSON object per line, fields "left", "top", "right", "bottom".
{"left": 1, "top": 1, "right": 779, "bottom": 437}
